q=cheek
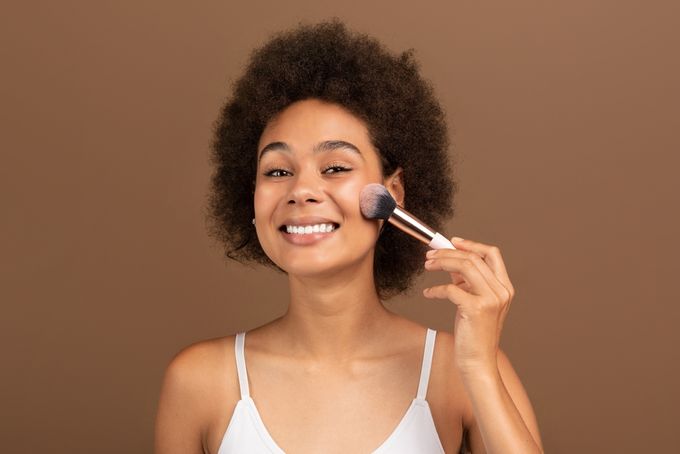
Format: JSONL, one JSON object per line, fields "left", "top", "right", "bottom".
{"left": 252, "top": 187, "right": 281, "bottom": 263}
{"left": 335, "top": 179, "right": 364, "bottom": 210}
{"left": 254, "top": 185, "right": 278, "bottom": 217}
{"left": 333, "top": 178, "right": 381, "bottom": 234}
{"left": 340, "top": 167, "right": 382, "bottom": 208}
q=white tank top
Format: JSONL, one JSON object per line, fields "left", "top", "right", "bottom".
{"left": 217, "top": 328, "right": 446, "bottom": 453}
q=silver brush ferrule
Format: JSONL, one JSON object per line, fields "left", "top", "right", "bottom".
{"left": 387, "top": 206, "right": 437, "bottom": 245}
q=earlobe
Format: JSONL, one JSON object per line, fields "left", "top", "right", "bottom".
{"left": 384, "top": 167, "right": 405, "bottom": 207}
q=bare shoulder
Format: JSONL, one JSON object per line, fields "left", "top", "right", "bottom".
{"left": 155, "top": 335, "right": 240, "bottom": 454}
{"left": 163, "top": 335, "right": 237, "bottom": 396}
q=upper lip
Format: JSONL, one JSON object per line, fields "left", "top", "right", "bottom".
{"left": 279, "top": 216, "right": 341, "bottom": 228}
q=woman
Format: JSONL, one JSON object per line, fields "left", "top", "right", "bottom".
{"left": 154, "top": 19, "right": 544, "bottom": 454}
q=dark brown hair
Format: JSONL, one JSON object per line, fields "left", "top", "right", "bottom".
{"left": 206, "top": 18, "right": 458, "bottom": 299}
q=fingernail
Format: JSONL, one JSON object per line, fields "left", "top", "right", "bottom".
{"left": 452, "top": 237, "right": 464, "bottom": 242}
{"left": 426, "top": 249, "right": 436, "bottom": 258}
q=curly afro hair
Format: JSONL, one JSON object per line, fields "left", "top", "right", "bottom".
{"left": 206, "top": 18, "right": 458, "bottom": 300}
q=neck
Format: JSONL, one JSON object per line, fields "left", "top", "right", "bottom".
{"left": 274, "top": 256, "right": 395, "bottom": 363}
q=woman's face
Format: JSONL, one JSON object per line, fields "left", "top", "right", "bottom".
{"left": 254, "top": 98, "right": 403, "bottom": 278}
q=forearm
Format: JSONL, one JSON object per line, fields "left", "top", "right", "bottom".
{"left": 461, "top": 367, "right": 543, "bottom": 454}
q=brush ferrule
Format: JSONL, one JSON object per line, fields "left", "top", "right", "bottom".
{"left": 388, "top": 206, "right": 437, "bottom": 244}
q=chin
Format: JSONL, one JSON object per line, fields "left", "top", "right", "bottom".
{"left": 260, "top": 226, "right": 379, "bottom": 277}
{"left": 273, "top": 248, "right": 376, "bottom": 281}
{"left": 277, "top": 254, "right": 349, "bottom": 278}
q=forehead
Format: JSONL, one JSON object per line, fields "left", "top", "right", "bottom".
{"left": 258, "top": 99, "right": 372, "bottom": 149}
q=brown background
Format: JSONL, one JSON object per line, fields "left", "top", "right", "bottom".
{"left": 2, "top": 0, "right": 679, "bottom": 452}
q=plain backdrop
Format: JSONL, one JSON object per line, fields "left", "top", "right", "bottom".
{"left": 2, "top": 0, "right": 679, "bottom": 452}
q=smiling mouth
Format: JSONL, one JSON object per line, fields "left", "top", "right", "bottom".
{"left": 279, "top": 223, "right": 341, "bottom": 234}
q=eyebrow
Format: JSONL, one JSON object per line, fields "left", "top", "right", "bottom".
{"left": 258, "top": 140, "right": 363, "bottom": 161}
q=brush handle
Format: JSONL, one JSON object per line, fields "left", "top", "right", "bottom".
{"left": 429, "top": 232, "right": 456, "bottom": 250}
{"left": 388, "top": 206, "right": 457, "bottom": 250}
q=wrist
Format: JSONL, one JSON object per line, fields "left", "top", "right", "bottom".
{"left": 457, "top": 361, "right": 501, "bottom": 382}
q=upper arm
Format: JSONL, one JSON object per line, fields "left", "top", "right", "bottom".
{"left": 464, "top": 349, "right": 544, "bottom": 453}
{"left": 154, "top": 344, "right": 214, "bottom": 454}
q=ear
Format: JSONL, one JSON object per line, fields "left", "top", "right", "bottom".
{"left": 383, "top": 167, "right": 405, "bottom": 207}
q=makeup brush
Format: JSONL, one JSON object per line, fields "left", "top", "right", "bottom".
{"left": 359, "top": 183, "right": 456, "bottom": 250}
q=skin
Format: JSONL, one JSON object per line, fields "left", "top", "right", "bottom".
{"left": 154, "top": 98, "right": 544, "bottom": 453}
{"left": 253, "top": 98, "right": 402, "bottom": 299}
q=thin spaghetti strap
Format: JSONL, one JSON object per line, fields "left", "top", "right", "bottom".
{"left": 416, "top": 328, "right": 437, "bottom": 400}
{"left": 234, "top": 332, "right": 250, "bottom": 399}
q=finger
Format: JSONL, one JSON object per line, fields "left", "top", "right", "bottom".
{"left": 425, "top": 255, "right": 495, "bottom": 297}
{"left": 451, "top": 271, "right": 466, "bottom": 286}
{"left": 422, "top": 283, "right": 473, "bottom": 307}
{"left": 427, "top": 248, "right": 491, "bottom": 281}
{"left": 450, "top": 238, "right": 515, "bottom": 297}
{"left": 465, "top": 252, "right": 512, "bottom": 302}
{"left": 426, "top": 249, "right": 510, "bottom": 300}
{"left": 428, "top": 255, "right": 510, "bottom": 303}
{"left": 447, "top": 271, "right": 472, "bottom": 292}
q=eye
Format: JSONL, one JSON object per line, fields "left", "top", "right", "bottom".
{"left": 322, "top": 164, "right": 352, "bottom": 174}
{"left": 263, "top": 168, "right": 292, "bottom": 177}
{"left": 262, "top": 164, "right": 351, "bottom": 177}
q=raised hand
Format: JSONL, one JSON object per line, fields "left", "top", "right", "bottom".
{"left": 423, "top": 237, "right": 516, "bottom": 375}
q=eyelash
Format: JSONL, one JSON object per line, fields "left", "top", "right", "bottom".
{"left": 262, "top": 164, "right": 353, "bottom": 177}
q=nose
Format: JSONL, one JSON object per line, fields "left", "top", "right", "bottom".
{"left": 287, "top": 168, "right": 324, "bottom": 205}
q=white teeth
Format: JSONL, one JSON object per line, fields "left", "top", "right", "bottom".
{"left": 285, "top": 223, "right": 336, "bottom": 234}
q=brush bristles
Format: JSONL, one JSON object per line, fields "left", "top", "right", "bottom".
{"left": 360, "top": 183, "right": 397, "bottom": 220}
